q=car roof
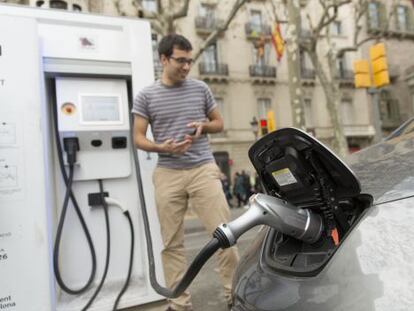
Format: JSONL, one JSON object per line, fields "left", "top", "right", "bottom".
{"left": 347, "top": 131, "right": 414, "bottom": 205}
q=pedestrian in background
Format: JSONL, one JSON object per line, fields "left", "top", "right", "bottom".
{"left": 233, "top": 172, "right": 245, "bottom": 207}
{"left": 241, "top": 170, "right": 252, "bottom": 204}
{"left": 132, "top": 34, "right": 239, "bottom": 311}
{"left": 220, "top": 173, "right": 233, "bottom": 208}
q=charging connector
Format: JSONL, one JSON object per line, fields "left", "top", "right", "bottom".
{"left": 63, "top": 137, "right": 79, "bottom": 165}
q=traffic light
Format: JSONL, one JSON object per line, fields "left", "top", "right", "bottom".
{"left": 260, "top": 118, "right": 268, "bottom": 136}
{"left": 369, "top": 43, "right": 390, "bottom": 88}
{"left": 353, "top": 60, "right": 372, "bottom": 88}
{"left": 267, "top": 110, "right": 276, "bottom": 132}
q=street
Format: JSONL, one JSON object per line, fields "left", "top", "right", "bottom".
{"left": 126, "top": 207, "right": 260, "bottom": 311}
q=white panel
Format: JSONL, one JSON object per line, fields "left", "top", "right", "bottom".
{"left": 0, "top": 15, "right": 53, "bottom": 311}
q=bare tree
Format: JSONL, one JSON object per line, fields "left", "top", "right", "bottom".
{"left": 290, "top": 0, "right": 397, "bottom": 157}
{"left": 116, "top": 0, "right": 249, "bottom": 62}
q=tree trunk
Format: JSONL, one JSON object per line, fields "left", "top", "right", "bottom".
{"left": 285, "top": 0, "right": 306, "bottom": 130}
{"left": 308, "top": 50, "right": 348, "bottom": 157}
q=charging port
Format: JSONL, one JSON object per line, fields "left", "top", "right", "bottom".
{"left": 112, "top": 137, "right": 127, "bottom": 149}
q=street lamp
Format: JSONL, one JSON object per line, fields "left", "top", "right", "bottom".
{"left": 250, "top": 116, "right": 258, "bottom": 140}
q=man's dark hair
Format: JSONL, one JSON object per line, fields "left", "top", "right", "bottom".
{"left": 158, "top": 34, "right": 192, "bottom": 58}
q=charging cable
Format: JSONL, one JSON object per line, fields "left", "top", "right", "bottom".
{"left": 103, "top": 197, "right": 135, "bottom": 311}
{"left": 51, "top": 100, "right": 97, "bottom": 300}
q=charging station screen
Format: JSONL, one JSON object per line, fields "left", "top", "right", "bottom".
{"left": 80, "top": 95, "right": 122, "bottom": 124}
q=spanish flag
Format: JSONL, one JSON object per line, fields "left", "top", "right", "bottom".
{"left": 271, "top": 23, "right": 284, "bottom": 62}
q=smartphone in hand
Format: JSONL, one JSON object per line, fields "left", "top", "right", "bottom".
{"left": 176, "top": 128, "right": 197, "bottom": 142}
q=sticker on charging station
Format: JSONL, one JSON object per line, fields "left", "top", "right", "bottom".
{"left": 0, "top": 122, "right": 17, "bottom": 146}
{"left": 0, "top": 150, "right": 23, "bottom": 201}
{"left": 0, "top": 295, "right": 17, "bottom": 309}
{"left": 272, "top": 168, "right": 297, "bottom": 187}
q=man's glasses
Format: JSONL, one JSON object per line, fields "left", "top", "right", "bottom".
{"left": 169, "top": 56, "right": 194, "bottom": 66}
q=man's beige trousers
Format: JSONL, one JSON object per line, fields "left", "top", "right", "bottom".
{"left": 153, "top": 162, "right": 240, "bottom": 311}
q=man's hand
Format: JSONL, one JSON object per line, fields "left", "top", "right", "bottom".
{"left": 186, "top": 121, "right": 204, "bottom": 141}
{"left": 159, "top": 138, "right": 192, "bottom": 155}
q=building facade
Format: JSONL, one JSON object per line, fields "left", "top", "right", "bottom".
{"left": 362, "top": 0, "right": 414, "bottom": 135}
{"left": 7, "top": 0, "right": 414, "bottom": 181}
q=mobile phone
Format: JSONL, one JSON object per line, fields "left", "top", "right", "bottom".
{"left": 176, "top": 129, "right": 197, "bottom": 142}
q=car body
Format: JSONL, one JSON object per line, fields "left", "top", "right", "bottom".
{"left": 231, "top": 128, "right": 414, "bottom": 311}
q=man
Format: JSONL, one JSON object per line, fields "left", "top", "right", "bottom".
{"left": 132, "top": 34, "right": 239, "bottom": 311}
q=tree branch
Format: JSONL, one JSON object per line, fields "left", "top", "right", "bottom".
{"left": 337, "top": 0, "right": 398, "bottom": 57}
{"left": 132, "top": 0, "right": 160, "bottom": 20}
{"left": 173, "top": 0, "right": 191, "bottom": 19}
{"left": 192, "top": 0, "right": 248, "bottom": 61}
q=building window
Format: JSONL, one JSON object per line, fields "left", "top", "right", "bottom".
{"left": 252, "top": 42, "right": 271, "bottom": 66}
{"left": 202, "top": 43, "right": 218, "bottom": 72}
{"left": 73, "top": 4, "right": 82, "bottom": 12}
{"left": 304, "top": 98, "right": 313, "bottom": 128}
{"left": 50, "top": 0, "right": 68, "bottom": 10}
{"left": 197, "top": 3, "right": 216, "bottom": 29}
{"left": 330, "top": 21, "right": 342, "bottom": 35}
{"left": 396, "top": 5, "right": 409, "bottom": 32}
{"left": 368, "top": 2, "right": 380, "bottom": 29}
{"left": 152, "top": 34, "right": 162, "bottom": 79}
{"left": 199, "top": 3, "right": 215, "bottom": 20}
{"left": 258, "top": 98, "right": 271, "bottom": 119}
{"left": 336, "top": 55, "right": 347, "bottom": 77}
{"left": 250, "top": 10, "right": 263, "bottom": 33}
{"left": 379, "top": 90, "right": 400, "bottom": 123}
{"left": 341, "top": 99, "right": 353, "bottom": 125}
{"left": 36, "top": 0, "right": 45, "bottom": 7}
{"left": 142, "top": 0, "right": 157, "bottom": 12}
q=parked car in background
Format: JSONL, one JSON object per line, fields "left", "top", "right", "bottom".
{"left": 231, "top": 127, "right": 414, "bottom": 311}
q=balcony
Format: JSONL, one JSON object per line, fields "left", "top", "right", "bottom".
{"left": 245, "top": 22, "right": 271, "bottom": 39}
{"left": 249, "top": 65, "right": 277, "bottom": 84}
{"left": 199, "top": 62, "right": 229, "bottom": 82}
{"left": 299, "top": 28, "right": 312, "bottom": 39}
{"left": 367, "top": 21, "right": 414, "bottom": 39}
{"left": 195, "top": 16, "right": 224, "bottom": 35}
{"left": 301, "top": 67, "right": 316, "bottom": 85}
{"left": 335, "top": 69, "right": 354, "bottom": 87}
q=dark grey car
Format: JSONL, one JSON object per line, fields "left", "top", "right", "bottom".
{"left": 231, "top": 128, "right": 414, "bottom": 311}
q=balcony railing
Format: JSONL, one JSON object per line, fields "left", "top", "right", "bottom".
{"left": 199, "top": 62, "right": 229, "bottom": 76}
{"left": 367, "top": 21, "right": 414, "bottom": 39}
{"left": 336, "top": 69, "right": 354, "bottom": 80}
{"left": 299, "top": 28, "right": 312, "bottom": 38}
{"left": 195, "top": 16, "right": 224, "bottom": 34}
{"left": 249, "top": 65, "right": 277, "bottom": 78}
{"left": 245, "top": 22, "right": 271, "bottom": 38}
{"left": 301, "top": 68, "right": 316, "bottom": 80}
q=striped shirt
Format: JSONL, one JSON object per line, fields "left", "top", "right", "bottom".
{"left": 132, "top": 78, "right": 217, "bottom": 169}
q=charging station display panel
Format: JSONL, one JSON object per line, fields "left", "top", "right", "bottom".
{"left": 80, "top": 94, "right": 123, "bottom": 125}
{"left": 55, "top": 77, "right": 131, "bottom": 181}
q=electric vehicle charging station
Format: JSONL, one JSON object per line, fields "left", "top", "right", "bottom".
{"left": 1, "top": 4, "right": 366, "bottom": 311}
{"left": 0, "top": 4, "right": 165, "bottom": 311}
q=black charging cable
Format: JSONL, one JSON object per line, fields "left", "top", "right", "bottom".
{"left": 81, "top": 179, "right": 111, "bottom": 311}
{"left": 52, "top": 102, "right": 97, "bottom": 295}
{"left": 113, "top": 209, "right": 135, "bottom": 311}
{"left": 128, "top": 114, "right": 225, "bottom": 299}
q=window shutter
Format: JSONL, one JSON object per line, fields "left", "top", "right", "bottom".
{"left": 366, "top": 1, "right": 372, "bottom": 31}
{"left": 378, "top": 2, "right": 387, "bottom": 30}
{"left": 407, "top": 5, "right": 414, "bottom": 33}
{"left": 394, "top": 5, "right": 402, "bottom": 31}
